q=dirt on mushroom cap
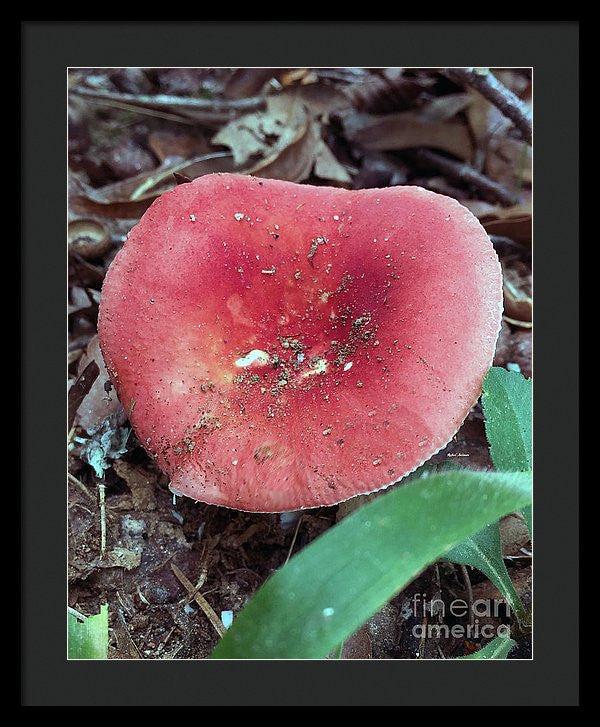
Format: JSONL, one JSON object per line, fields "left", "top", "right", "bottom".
{"left": 98, "top": 173, "right": 503, "bottom": 512}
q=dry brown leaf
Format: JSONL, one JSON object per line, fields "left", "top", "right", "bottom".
{"left": 462, "top": 202, "right": 531, "bottom": 247}
{"left": 212, "top": 93, "right": 309, "bottom": 168}
{"left": 147, "top": 130, "right": 210, "bottom": 163}
{"left": 465, "top": 89, "right": 512, "bottom": 151}
{"left": 217, "top": 89, "right": 350, "bottom": 184}
{"left": 244, "top": 113, "right": 317, "bottom": 182}
{"left": 69, "top": 151, "right": 234, "bottom": 219}
{"left": 420, "top": 93, "right": 472, "bottom": 122}
{"left": 313, "top": 139, "right": 352, "bottom": 184}
{"left": 341, "top": 110, "right": 473, "bottom": 162}
{"left": 76, "top": 335, "right": 126, "bottom": 435}
{"left": 112, "top": 459, "right": 158, "bottom": 511}
{"left": 503, "top": 263, "right": 532, "bottom": 326}
{"left": 499, "top": 513, "right": 530, "bottom": 557}
{"left": 486, "top": 136, "right": 532, "bottom": 188}
{"left": 224, "top": 68, "right": 279, "bottom": 98}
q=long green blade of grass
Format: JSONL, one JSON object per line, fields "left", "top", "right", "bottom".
{"left": 68, "top": 605, "right": 109, "bottom": 660}
{"left": 211, "top": 470, "right": 531, "bottom": 659}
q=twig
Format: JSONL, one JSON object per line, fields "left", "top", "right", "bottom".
{"left": 170, "top": 563, "right": 226, "bottom": 638}
{"left": 98, "top": 481, "right": 107, "bottom": 557}
{"left": 284, "top": 515, "right": 303, "bottom": 566}
{"left": 67, "top": 472, "right": 95, "bottom": 502}
{"left": 444, "top": 67, "right": 532, "bottom": 145}
{"left": 458, "top": 564, "right": 474, "bottom": 626}
{"left": 71, "top": 87, "right": 266, "bottom": 122}
{"left": 414, "top": 148, "right": 519, "bottom": 206}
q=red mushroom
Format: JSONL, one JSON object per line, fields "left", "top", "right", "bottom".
{"left": 98, "top": 173, "right": 502, "bottom": 512}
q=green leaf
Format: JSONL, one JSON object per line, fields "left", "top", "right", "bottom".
{"left": 445, "top": 522, "right": 528, "bottom": 625}
{"left": 68, "top": 605, "right": 108, "bottom": 659}
{"left": 211, "top": 470, "right": 531, "bottom": 659}
{"left": 459, "top": 634, "right": 516, "bottom": 659}
{"left": 482, "top": 367, "right": 532, "bottom": 472}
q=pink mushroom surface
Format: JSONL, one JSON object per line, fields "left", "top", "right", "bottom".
{"left": 98, "top": 173, "right": 503, "bottom": 512}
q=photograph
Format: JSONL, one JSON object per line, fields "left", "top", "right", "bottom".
{"left": 66, "top": 65, "right": 534, "bottom": 662}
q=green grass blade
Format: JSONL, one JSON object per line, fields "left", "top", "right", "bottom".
{"left": 459, "top": 634, "right": 516, "bottom": 660}
{"left": 445, "top": 522, "right": 528, "bottom": 625}
{"left": 68, "top": 605, "right": 109, "bottom": 660}
{"left": 482, "top": 367, "right": 532, "bottom": 472}
{"left": 211, "top": 470, "right": 531, "bottom": 659}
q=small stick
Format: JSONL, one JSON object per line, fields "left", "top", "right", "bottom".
{"left": 71, "top": 87, "right": 266, "bottom": 115}
{"left": 98, "top": 481, "right": 107, "bottom": 557}
{"left": 284, "top": 515, "right": 303, "bottom": 565}
{"left": 171, "top": 563, "right": 226, "bottom": 638}
{"left": 459, "top": 564, "right": 474, "bottom": 626}
{"left": 444, "top": 67, "right": 532, "bottom": 145}
{"left": 414, "top": 148, "right": 519, "bottom": 206}
{"left": 67, "top": 472, "right": 95, "bottom": 502}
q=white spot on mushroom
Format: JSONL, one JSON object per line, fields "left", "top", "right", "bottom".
{"left": 189, "top": 214, "right": 196, "bottom": 222}
{"left": 343, "top": 361, "right": 353, "bottom": 371}
{"left": 234, "top": 212, "right": 244, "bottom": 221}
{"left": 235, "top": 349, "right": 270, "bottom": 368}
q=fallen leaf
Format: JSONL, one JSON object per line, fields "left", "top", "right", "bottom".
{"left": 486, "top": 136, "right": 532, "bottom": 189}
{"left": 112, "top": 460, "right": 158, "bottom": 511}
{"left": 341, "top": 110, "right": 473, "bottom": 161}
{"left": 312, "top": 139, "right": 352, "bottom": 184}
{"left": 499, "top": 513, "right": 530, "bottom": 557}
{"left": 75, "top": 336, "right": 125, "bottom": 435}
{"left": 68, "top": 360, "right": 99, "bottom": 432}
{"left": 212, "top": 93, "right": 309, "bottom": 167}
{"left": 463, "top": 203, "right": 532, "bottom": 247}
{"left": 503, "top": 263, "right": 532, "bottom": 325}
{"left": 420, "top": 93, "right": 472, "bottom": 122}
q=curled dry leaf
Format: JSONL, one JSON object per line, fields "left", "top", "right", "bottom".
{"left": 68, "top": 219, "right": 111, "bottom": 260}
{"left": 69, "top": 150, "right": 235, "bottom": 219}
{"left": 499, "top": 513, "right": 530, "bottom": 557}
{"left": 486, "top": 136, "right": 532, "bottom": 189}
{"left": 503, "top": 263, "right": 532, "bottom": 326}
{"left": 68, "top": 360, "right": 100, "bottom": 432}
{"left": 224, "top": 68, "right": 280, "bottom": 99}
{"left": 463, "top": 202, "right": 532, "bottom": 247}
{"left": 340, "top": 110, "right": 473, "bottom": 162}
{"left": 419, "top": 92, "right": 472, "bottom": 122}
{"left": 212, "top": 93, "right": 309, "bottom": 168}
{"left": 75, "top": 335, "right": 126, "bottom": 435}
{"left": 465, "top": 88, "right": 512, "bottom": 153}
{"left": 147, "top": 130, "right": 211, "bottom": 164}
{"left": 213, "top": 89, "right": 351, "bottom": 184}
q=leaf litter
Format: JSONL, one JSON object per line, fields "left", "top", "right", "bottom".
{"left": 68, "top": 66, "right": 532, "bottom": 660}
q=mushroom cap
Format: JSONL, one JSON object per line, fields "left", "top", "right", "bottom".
{"left": 98, "top": 173, "right": 502, "bottom": 512}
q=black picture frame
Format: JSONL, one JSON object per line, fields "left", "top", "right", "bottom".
{"left": 22, "top": 20, "right": 579, "bottom": 707}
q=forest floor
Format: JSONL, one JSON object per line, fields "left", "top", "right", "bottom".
{"left": 68, "top": 67, "right": 532, "bottom": 659}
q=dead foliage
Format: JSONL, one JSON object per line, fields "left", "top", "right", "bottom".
{"left": 68, "top": 66, "right": 532, "bottom": 660}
